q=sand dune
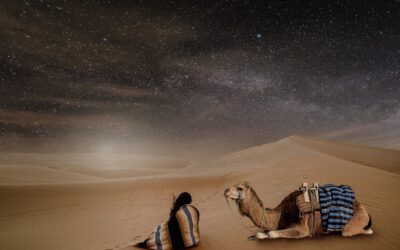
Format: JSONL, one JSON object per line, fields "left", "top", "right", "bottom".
{"left": 319, "top": 120, "right": 400, "bottom": 150}
{"left": 0, "top": 153, "right": 190, "bottom": 183}
{"left": 0, "top": 136, "right": 399, "bottom": 250}
{"left": 289, "top": 135, "right": 400, "bottom": 173}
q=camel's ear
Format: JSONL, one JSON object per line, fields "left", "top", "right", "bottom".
{"left": 243, "top": 181, "right": 250, "bottom": 188}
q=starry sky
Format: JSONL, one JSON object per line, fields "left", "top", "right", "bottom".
{"left": 1, "top": 0, "right": 399, "bottom": 155}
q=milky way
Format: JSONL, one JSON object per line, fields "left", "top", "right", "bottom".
{"left": 1, "top": 0, "right": 399, "bottom": 155}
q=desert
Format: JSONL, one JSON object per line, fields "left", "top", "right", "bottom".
{"left": 1, "top": 136, "right": 399, "bottom": 250}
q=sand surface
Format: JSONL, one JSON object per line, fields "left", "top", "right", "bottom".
{"left": 0, "top": 136, "right": 399, "bottom": 250}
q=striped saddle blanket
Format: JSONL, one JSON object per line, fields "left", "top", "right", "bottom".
{"left": 319, "top": 184, "right": 355, "bottom": 232}
{"left": 145, "top": 204, "right": 200, "bottom": 250}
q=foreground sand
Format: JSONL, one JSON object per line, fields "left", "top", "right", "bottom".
{"left": 0, "top": 136, "right": 399, "bottom": 250}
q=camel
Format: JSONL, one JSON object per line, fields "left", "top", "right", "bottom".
{"left": 224, "top": 181, "right": 373, "bottom": 239}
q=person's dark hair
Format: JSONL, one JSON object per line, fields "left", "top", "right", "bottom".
{"left": 170, "top": 192, "right": 192, "bottom": 216}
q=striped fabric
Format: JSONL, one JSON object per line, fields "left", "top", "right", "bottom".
{"left": 147, "top": 221, "right": 172, "bottom": 250}
{"left": 176, "top": 205, "right": 200, "bottom": 247}
{"left": 318, "top": 184, "right": 355, "bottom": 232}
{"left": 145, "top": 204, "right": 200, "bottom": 250}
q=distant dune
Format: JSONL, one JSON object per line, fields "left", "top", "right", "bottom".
{"left": 0, "top": 153, "right": 190, "bottom": 184}
{"left": 319, "top": 120, "right": 400, "bottom": 151}
{"left": 288, "top": 135, "right": 400, "bottom": 173}
{"left": 0, "top": 136, "right": 399, "bottom": 250}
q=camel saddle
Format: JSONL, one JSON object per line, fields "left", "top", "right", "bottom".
{"left": 296, "top": 182, "right": 321, "bottom": 213}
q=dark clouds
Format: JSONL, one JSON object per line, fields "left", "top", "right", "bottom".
{"left": 0, "top": 0, "right": 399, "bottom": 154}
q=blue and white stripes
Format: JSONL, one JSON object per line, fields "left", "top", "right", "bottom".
{"left": 319, "top": 184, "right": 355, "bottom": 231}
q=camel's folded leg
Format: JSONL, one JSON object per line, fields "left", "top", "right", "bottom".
{"left": 256, "top": 227, "right": 309, "bottom": 239}
{"left": 256, "top": 232, "right": 269, "bottom": 239}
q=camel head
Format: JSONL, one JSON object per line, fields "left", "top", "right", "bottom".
{"left": 224, "top": 181, "right": 251, "bottom": 201}
{"left": 224, "top": 181, "right": 265, "bottom": 218}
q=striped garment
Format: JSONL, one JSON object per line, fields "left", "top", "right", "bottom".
{"left": 145, "top": 204, "right": 200, "bottom": 250}
{"left": 319, "top": 184, "right": 355, "bottom": 232}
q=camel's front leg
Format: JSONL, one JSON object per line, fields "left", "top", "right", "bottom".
{"left": 256, "top": 227, "right": 309, "bottom": 239}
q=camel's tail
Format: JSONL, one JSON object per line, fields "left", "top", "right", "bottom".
{"left": 364, "top": 214, "right": 372, "bottom": 230}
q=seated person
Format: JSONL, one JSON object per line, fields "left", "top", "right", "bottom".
{"left": 135, "top": 192, "right": 200, "bottom": 250}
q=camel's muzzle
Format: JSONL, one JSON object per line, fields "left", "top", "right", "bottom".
{"left": 224, "top": 188, "right": 231, "bottom": 197}
{"left": 224, "top": 188, "right": 240, "bottom": 200}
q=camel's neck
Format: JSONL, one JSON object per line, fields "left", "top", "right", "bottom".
{"left": 238, "top": 190, "right": 281, "bottom": 231}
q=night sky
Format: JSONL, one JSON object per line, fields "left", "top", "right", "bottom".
{"left": 1, "top": 0, "right": 399, "bottom": 155}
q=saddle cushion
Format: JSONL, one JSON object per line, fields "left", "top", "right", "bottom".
{"left": 319, "top": 184, "right": 355, "bottom": 232}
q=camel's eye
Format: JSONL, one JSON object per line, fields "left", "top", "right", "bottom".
{"left": 237, "top": 187, "right": 243, "bottom": 191}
